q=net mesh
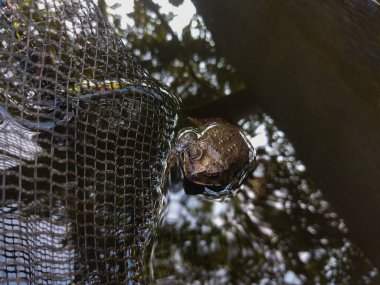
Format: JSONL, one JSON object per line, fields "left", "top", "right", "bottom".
{"left": 0, "top": 0, "right": 180, "bottom": 283}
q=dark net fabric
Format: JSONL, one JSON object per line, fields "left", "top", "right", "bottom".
{"left": 0, "top": 0, "right": 180, "bottom": 283}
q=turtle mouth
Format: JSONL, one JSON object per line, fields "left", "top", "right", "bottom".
{"left": 185, "top": 171, "right": 226, "bottom": 187}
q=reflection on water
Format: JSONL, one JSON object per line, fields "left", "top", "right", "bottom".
{"left": 0, "top": 107, "right": 43, "bottom": 170}
{"left": 0, "top": 203, "right": 74, "bottom": 283}
{"left": 150, "top": 114, "right": 378, "bottom": 284}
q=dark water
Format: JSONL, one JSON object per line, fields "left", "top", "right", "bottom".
{"left": 148, "top": 114, "right": 378, "bottom": 284}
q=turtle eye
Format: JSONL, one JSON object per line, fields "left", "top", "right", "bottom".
{"left": 187, "top": 145, "right": 203, "bottom": 161}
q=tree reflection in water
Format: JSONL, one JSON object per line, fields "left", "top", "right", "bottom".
{"left": 150, "top": 114, "right": 378, "bottom": 284}
{"left": 99, "top": 2, "right": 380, "bottom": 282}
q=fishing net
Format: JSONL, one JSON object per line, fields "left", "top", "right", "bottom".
{"left": 0, "top": 0, "right": 180, "bottom": 283}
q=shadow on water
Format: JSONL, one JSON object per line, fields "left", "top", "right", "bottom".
{"left": 149, "top": 113, "right": 378, "bottom": 284}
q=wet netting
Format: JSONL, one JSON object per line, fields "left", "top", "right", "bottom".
{"left": 0, "top": 0, "right": 180, "bottom": 283}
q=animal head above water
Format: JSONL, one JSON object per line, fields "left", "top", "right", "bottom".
{"left": 174, "top": 120, "right": 255, "bottom": 196}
